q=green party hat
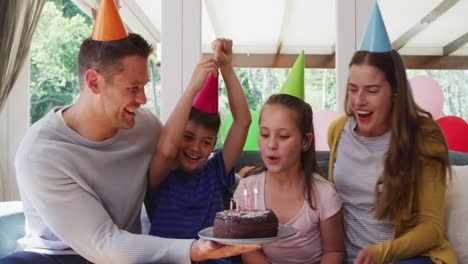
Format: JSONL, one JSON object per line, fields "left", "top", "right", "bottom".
{"left": 279, "top": 51, "right": 304, "bottom": 99}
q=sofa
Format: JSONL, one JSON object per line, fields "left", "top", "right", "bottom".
{"left": 1, "top": 150, "right": 467, "bottom": 262}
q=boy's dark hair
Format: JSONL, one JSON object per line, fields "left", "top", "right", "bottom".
{"left": 77, "top": 33, "right": 153, "bottom": 89}
{"left": 188, "top": 107, "right": 221, "bottom": 132}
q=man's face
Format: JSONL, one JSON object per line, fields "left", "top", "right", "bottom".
{"left": 177, "top": 120, "right": 217, "bottom": 174}
{"left": 99, "top": 55, "right": 149, "bottom": 130}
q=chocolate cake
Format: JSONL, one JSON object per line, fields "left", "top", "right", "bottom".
{"left": 213, "top": 209, "right": 279, "bottom": 239}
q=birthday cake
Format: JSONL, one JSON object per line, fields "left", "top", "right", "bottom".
{"left": 213, "top": 209, "right": 279, "bottom": 239}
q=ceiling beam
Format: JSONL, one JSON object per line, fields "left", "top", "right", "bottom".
{"left": 392, "top": 0, "right": 460, "bottom": 50}
{"left": 402, "top": 55, "right": 468, "bottom": 69}
{"left": 203, "top": 53, "right": 336, "bottom": 68}
{"left": 443, "top": 32, "right": 468, "bottom": 55}
{"left": 201, "top": 53, "right": 468, "bottom": 70}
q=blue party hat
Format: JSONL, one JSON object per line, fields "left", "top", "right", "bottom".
{"left": 359, "top": 2, "right": 392, "bottom": 52}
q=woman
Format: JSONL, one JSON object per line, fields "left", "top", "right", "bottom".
{"left": 328, "top": 50, "right": 457, "bottom": 264}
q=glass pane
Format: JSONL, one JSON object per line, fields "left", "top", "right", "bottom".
{"left": 30, "top": 0, "right": 161, "bottom": 123}
{"left": 407, "top": 70, "right": 468, "bottom": 120}
{"left": 30, "top": 0, "right": 92, "bottom": 125}
{"left": 143, "top": 58, "right": 161, "bottom": 118}
{"left": 216, "top": 67, "right": 337, "bottom": 148}
{"left": 218, "top": 68, "right": 336, "bottom": 119}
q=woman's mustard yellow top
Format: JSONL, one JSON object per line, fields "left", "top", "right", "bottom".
{"left": 327, "top": 115, "right": 457, "bottom": 264}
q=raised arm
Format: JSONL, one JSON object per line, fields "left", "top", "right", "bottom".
{"left": 212, "top": 39, "right": 252, "bottom": 175}
{"left": 148, "top": 58, "right": 219, "bottom": 191}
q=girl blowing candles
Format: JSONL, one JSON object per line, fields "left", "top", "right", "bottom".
{"left": 234, "top": 52, "right": 344, "bottom": 264}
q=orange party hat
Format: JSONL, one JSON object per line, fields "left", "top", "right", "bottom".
{"left": 91, "top": 0, "right": 128, "bottom": 41}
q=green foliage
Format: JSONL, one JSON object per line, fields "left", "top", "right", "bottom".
{"left": 30, "top": 1, "right": 92, "bottom": 124}
{"left": 216, "top": 67, "right": 337, "bottom": 148}
{"left": 218, "top": 67, "right": 337, "bottom": 121}
{"left": 50, "top": 0, "right": 92, "bottom": 24}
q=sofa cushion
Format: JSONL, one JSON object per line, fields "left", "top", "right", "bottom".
{"left": 449, "top": 151, "right": 468, "bottom": 166}
{"left": 0, "top": 201, "right": 25, "bottom": 257}
{"left": 445, "top": 165, "right": 468, "bottom": 263}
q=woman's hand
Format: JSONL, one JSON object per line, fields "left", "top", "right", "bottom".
{"left": 354, "top": 248, "right": 376, "bottom": 264}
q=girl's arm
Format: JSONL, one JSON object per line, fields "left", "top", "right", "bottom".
{"left": 148, "top": 58, "right": 219, "bottom": 191}
{"left": 242, "top": 251, "right": 271, "bottom": 264}
{"left": 212, "top": 39, "right": 252, "bottom": 176}
{"left": 320, "top": 210, "right": 345, "bottom": 264}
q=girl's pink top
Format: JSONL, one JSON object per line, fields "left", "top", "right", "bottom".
{"left": 233, "top": 171, "right": 342, "bottom": 264}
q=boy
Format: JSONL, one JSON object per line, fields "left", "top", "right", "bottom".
{"left": 146, "top": 39, "right": 252, "bottom": 264}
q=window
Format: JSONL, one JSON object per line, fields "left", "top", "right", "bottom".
{"left": 142, "top": 58, "right": 161, "bottom": 118}
{"left": 216, "top": 67, "right": 336, "bottom": 148}
{"left": 407, "top": 70, "right": 468, "bottom": 120}
{"left": 30, "top": 0, "right": 161, "bottom": 124}
{"left": 218, "top": 68, "right": 336, "bottom": 117}
{"left": 30, "top": 0, "right": 92, "bottom": 125}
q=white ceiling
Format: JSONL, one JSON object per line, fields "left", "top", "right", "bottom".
{"left": 77, "top": 0, "right": 468, "bottom": 56}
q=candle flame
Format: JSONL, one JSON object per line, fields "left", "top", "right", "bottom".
{"left": 243, "top": 188, "right": 247, "bottom": 196}
{"left": 254, "top": 187, "right": 258, "bottom": 194}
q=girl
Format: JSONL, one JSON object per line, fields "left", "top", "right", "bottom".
{"left": 234, "top": 94, "right": 344, "bottom": 264}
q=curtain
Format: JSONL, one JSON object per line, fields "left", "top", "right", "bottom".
{"left": 0, "top": 0, "right": 45, "bottom": 111}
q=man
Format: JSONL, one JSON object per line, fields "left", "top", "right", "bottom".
{"left": 0, "top": 1, "right": 259, "bottom": 263}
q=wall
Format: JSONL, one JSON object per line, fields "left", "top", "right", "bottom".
{"left": 0, "top": 60, "right": 29, "bottom": 201}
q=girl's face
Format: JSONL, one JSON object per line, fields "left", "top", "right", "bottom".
{"left": 258, "top": 104, "right": 304, "bottom": 174}
{"left": 347, "top": 63, "right": 393, "bottom": 137}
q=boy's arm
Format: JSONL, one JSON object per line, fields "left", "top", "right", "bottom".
{"left": 148, "top": 58, "right": 219, "bottom": 191}
{"left": 213, "top": 39, "right": 252, "bottom": 176}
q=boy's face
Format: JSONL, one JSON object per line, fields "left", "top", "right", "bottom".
{"left": 177, "top": 120, "right": 217, "bottom": 174}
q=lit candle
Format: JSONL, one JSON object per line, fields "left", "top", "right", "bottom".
{"left": 254, "top": 186, "right": 258, "bottom": 210}
{"left": 235, "top": 199, "right": 239, "bottom": 211}
{"left": 243, "top": 188, "right": 248, "bottom": 210}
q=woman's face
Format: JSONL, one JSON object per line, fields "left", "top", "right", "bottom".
{"left": 347, "top": 63, "right": 393, "bottom": 137}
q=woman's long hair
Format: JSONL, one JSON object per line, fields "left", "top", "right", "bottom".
{"left": 345, "top": 50, "right": 450, "bottom": 219}
{"left": 245, "top": 94, "right": 322, "bottom": 209}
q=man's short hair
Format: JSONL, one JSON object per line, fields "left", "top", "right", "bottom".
{"left": 77, "top": 33, "right": 153, "bottom": 89}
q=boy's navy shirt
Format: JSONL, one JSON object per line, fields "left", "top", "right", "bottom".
{"left": 146, "top": 150, "right": 235, "bottom": 264}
